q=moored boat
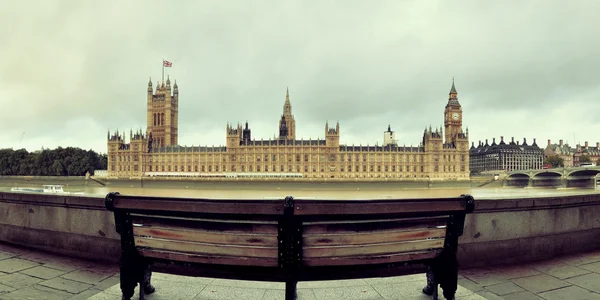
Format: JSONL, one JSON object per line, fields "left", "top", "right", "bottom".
{"left": 11, "top": 185, "right": 85, "bottom": 195}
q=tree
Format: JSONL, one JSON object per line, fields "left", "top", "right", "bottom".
{"left": 0, "top": 147, "right": 107, "bottom": 176}
{"left": 580, "top": 155, "right": 592, "bottom": 164}
{"left": 544, "top": 155, "right": 564, "bottom": 168}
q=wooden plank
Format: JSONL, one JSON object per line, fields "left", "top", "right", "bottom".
{"left": 303, "top": 227, "right": 446, "bottom": 246}
{"left": 294, "top": 199, "right": 465, "bottom": 215}
{"left": 303, "top": 217, "right": 447, "bottom": 234}
{"left": 135, "top": 237, "right": 278, "bottom": 258}
{"left": 303, "top": 250, "right": 440, "bottom": 267}
{"left": 113, "top": 195, "right": 283, "bottom": 215}
{"left": 139, "top": 248, "right": 278, "bottom": 267}
{"left": 303, "top": 238, "right": 444, "bottom": 258}
{"left": 131, "top": 215, "right": 278, "bottom": 234}
{"left": 134, "top": 226, "right": 278, "bottom": 247}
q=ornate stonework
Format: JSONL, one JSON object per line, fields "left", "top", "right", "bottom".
{"left": 107, "top": 80, "right": 470, "bottom": 180}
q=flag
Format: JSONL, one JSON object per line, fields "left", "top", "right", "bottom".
{"left": 163, "top": 60, "right": 173, "bottom": 67}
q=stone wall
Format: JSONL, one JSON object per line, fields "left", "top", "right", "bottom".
{"left": 0, "top": 191, "right": 599, "bottom": 267}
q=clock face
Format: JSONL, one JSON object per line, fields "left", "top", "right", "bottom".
{"left": 452, "top": 112, "right": 459, "bottom": 120}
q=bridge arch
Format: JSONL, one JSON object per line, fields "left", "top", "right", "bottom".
{"left": 532, "top": 171, "right": 562, "bottom": 178}
{"left": 567, "top": 169, "right": 600, "bottom": 177}
{"left": 506, "top": 173, "right": 530, "bottom": 179}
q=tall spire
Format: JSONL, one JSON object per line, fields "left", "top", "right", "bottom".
{"left": 450, "top": 77, "right": 457, "bottom": 95}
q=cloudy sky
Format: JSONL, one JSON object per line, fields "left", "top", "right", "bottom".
{"left": 1, "top": 1, "right": 599, "bottom": 154}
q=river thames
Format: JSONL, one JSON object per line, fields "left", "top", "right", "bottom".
{"left": 1, "top": 181, "right": 598, "bottom": 199}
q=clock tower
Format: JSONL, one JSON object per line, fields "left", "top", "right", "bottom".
{"left": 444, "top": 79, "right": 463, "bottom": 144}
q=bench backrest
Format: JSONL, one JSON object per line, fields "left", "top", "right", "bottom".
{"left": 105, "top": 193, "right": 474, "bottom": 280}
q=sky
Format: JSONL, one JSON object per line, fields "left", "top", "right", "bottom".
{"left": 1, "top": 1, "right": 599, "bottom": 154}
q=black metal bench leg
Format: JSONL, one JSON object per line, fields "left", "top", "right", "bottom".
{"left": 120, "top": 264, "right": 136, "bottom": 300}
{"left": 285, "top": 280, "right": 297, "bottom": 300}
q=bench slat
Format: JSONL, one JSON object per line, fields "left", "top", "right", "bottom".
{"left": 303, "top": 250, "right": 440, "bottom": 267}
{"left": 303, "top": 217, "right": 447, "bottom": 234}
{"left": 135, "top": 237, "right": 278, "bottom": 258}
{"left": 134, "top": 227, "right": 278, "bottom": 247}
{"left": 132, "top": 215, "right": 278, "bottom": 234}
{"left": 303, "top": 227, "right": 446, "bottom": 246}
{"left": 139, "top": 249, "right": 278, "bottom": 267}
{"left": 114, "top": 197, "right": 283, "bottom": 215}
{"left": 294, "top": 200, "right": 465, "bottom": 215}
{"left": 303, "top": 238, "right": 444, "bottom": 258}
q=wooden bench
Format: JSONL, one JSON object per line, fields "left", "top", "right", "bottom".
{"left": 105, "top": 193, "right": 475, "bottom": 300}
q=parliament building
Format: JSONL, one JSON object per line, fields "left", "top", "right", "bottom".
{"left": 107, "top": 78, "right": 470, "bottom": 180}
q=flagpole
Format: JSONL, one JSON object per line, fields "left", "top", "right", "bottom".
{"left": 162, "top": 58, "right": 164, "bottom": 82}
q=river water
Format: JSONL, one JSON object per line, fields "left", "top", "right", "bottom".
{"left": 1, "top": 181, "right": 597, "bottom": 200}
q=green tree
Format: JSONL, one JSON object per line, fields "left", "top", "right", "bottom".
{"left": 0, "top": 147, "right": 107, "bottom": 176}
{"left": 580, "top": 155, "right": 592, "bottom": 163}
{"left": 544, "top": 155, "right": 564, "bottom": 168}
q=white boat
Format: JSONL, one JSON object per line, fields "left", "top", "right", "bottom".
{"left": 11, "top": 185, "right": 85, "bottom": 195}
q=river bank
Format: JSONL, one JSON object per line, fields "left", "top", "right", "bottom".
{"left": 0, "top": 175, "right": 500, "bottom": 190}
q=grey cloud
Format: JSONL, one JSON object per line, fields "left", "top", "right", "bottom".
{"left": 1, "top": 0, "right": 599, "bottom": 153}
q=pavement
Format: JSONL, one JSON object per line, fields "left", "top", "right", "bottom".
{"left": 0, "top": 243, "right": 599, "bottom": 300}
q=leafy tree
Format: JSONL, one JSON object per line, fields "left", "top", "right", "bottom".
{"left": 544, "top": 155, "right": 564, "bottom": 168}
{"left": 579, "top": 155, "right": 592, "bottom": 164}
{"left": 0, "top": 147, "right": 107, "bottom": 176}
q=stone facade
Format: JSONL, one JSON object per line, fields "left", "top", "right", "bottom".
{"left": 544, "top": 139, "right": 575, "bottom": 167}
{"left": 469, "top": 137, "right": 544, "bottom": 173}
{"left": 107, "top": 79, "right": 470, "bottom": 180}
{"left": 544, "top": 140, "right": 600, "bottom": 167}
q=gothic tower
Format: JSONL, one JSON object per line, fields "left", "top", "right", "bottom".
{"left": 444, "top": 79, "right": 463, "bottom": 145}
{"left": 147, "top": 77, "right": 179, "bottom": 147}
{"left": 279, "top": 88, "right": 296, "bottom": 140}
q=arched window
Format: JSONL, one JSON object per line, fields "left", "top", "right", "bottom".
{"left": 161, "top": 113, "right": 165, "bottom": 125}
{"left": 153, "top": 113, "right": 156, "bottom": 126}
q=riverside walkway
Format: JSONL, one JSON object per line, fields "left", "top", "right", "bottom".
{"left": 0, "top": 243, "right": 599, "bottom": 299}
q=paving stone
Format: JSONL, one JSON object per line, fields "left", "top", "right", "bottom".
{"left": 369, "top": 281, "right": 431, "bottom": 299}
{"left": 20, "top": 265, "right": 67, "bottom": 279}
{"left": 560, "top": 251, "right": 600, "bottom": 267}
{"left": 493, "top": 265, "right": 542, "bottom": 279}
{"left": 511, "top": 274, "right": 571, "bottom": 294}
{"left": 193, "top": 285, "right": 266, "bottom": 300}
{"left": 298, "top": 279, "right": 368, "bottom": 289}
{"left": 88, "top": 292, "right": 122, "bottom": 300}
{"left": 458, "top": 278, "right": 484, "bottom": 293}
{"left": 484, "top": 282, "right": 525, "bottom": 296}
{"left": 60, "top": 268, "right": 114, "bottom": 285}
{"left": 363, "top": 273, "right": 426, "bottom": 285}
{"left": 66, "top": 288, "right": 104, "bottom": 300}
{"left": 474, "top": 290, "right": 504, "bottom": 300}
{"left": 0, "top": 282, "right": 16, "bottom": 293}
{"left": 566, "top": 273, "right": 600, "bottom": 293}
{"left": 501, "top": 291, "right": 544, "bottom": 300}
{"left": 93, "top": 275, "right": 120, "bottom": 290}
{"left": 0, "top": 272, "right": 43, "bottom": 289}
{"left": 1, "top": 284, "right": 74, "bottom": 300}
{"left": 456, "top": 294, "right": 487, "bottom": 300}
{"left": 541, "top": 264, "right": 591, "bottom": 279}
{"left": 0, "top": 251, "right": 16, "bottom": 261}
{"left": 580, "top": 261, "right": 600, "bottom": 274}
{"left": 211, "top": 278, "right": 285, "bottom": 289}
{"left": 153, "top": 272, "right": 215, "bottom": 285}
{"left": 138, "top": 279, "right": 206, "bottom": 300}
{"left": 461, "top": 270, "right": 508, "bottom": 287}
{"left": 39, "top": 277, "right": 94, "bottom": 294}
{"left": 539, "top": 285, "right": 600, "bottom": 300}
{"left": 0, "top": 258, "right": 39, "bottom": 273}
{"left": 41, "top": 258, "right": 92, "bottom": 273}
{"left": 263, "top": 289, "right": 317, "bottom": 300}
{"left": 312, "top": 285, "right": 384, "bottom": 300}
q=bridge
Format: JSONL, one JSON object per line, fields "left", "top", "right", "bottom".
{"left": 504, "top": 166, "right": 600, "bottom": 188}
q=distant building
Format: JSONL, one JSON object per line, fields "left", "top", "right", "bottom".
{"left": 469, "top": 137, "right": 543, "bottom": 173}
{"left": 544, "top": 139, "right": 574, "bottom": 167}
{"left": 94, "top": 170, "right": 108, "bottom": 178}
{"left": 574, "top": 141, "right": 600, "bottom": 167}
{"left": 107, "top": 78, "right": 470, "bottom": 180}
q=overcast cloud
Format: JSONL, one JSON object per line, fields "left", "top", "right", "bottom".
{"left": 1, "top": 0, "right": 599, "bottom": 153}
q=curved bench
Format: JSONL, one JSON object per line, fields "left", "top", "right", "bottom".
{"left": 105, "top": 193, "right": 474, "bottom": 300}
